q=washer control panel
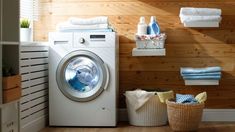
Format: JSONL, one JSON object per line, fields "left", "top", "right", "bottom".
{"left": 74, "top": 32, "right": 116, "bottom": 48}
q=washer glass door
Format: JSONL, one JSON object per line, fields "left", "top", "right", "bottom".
{"left": 56, "top": 50, "right": 109, "bottom": 102}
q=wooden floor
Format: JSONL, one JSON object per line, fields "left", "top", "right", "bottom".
{"left": 41, "top": 122, "right": 235, "bottom": 132}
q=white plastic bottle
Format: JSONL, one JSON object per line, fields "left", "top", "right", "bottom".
{"left": 137, "top": 17, "right": 147, "bottom": 35}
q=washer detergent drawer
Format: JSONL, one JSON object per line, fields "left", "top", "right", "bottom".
{"left": 49, "top": 32, "right": 73, "bottom": 45}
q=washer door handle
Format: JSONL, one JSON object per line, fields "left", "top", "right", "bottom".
{"left": 103, "top": 63, "right": 110, "bottom": 90}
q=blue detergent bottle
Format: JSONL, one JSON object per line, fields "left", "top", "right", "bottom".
{"left": 147, "top": 16, "right": 161, "bottom": 35}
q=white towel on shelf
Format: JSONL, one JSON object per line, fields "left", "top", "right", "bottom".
{"left": 180, "top": 15, "right": 222, "bottom": 23}
{"left": 180, "top": 7, "right": 222, "bottom": 16}
{"left": 69, "top": 16, "right": 108, "bottom": 25}
{"left": 56, "top": 22, "right": 108, "bottom": 31}
{"left": 125, "top": 89, "right": 155, "bottom": 111}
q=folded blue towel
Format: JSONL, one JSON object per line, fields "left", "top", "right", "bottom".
{"left": 181, "top": 66, "right": 221, "bottom": 74}
{"left": 59, "top": 28, "right": 113, "bottom": 32}
{"left": 181, "top": 72, "right": 221, "bottom": 76}
{"left": 183, "top": 75, "right": 221, "bottom": 80}
{"left": 176, "top": 94, "right": 198, "bottom": 104}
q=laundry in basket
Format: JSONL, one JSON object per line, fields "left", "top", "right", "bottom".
{"left": 125, "top": 89, "right": 173, "bottom": 126}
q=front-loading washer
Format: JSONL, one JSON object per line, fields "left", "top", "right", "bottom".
{"left": 48, "top": 32, "right": 118, "bottom": 126}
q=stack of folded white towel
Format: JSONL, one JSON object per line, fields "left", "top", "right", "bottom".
{"left": 56, "top": 16, "right": 112, "bottom": 32}
{"left": 179, "top": 7, "right": 222, "bottom": 27}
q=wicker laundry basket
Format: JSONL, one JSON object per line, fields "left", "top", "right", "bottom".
{"left": 126, "top": 92, "right": 168, "bottom": 126}
{"left": 166, "top": 100, "right": 205, "bottom": 131}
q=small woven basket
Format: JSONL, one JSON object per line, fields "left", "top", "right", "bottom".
{"left": 166, "top": 99, "right": 204, "bottom": 131}
{"left": 135, "top": 33, "right": 166, "bottom": 49}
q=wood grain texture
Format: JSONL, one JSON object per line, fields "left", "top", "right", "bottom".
{"left": 41, "top": 122, "right": 235, "bottom": 132}
{"left": 35, "top": 0, "right": 235, "bottom": 108}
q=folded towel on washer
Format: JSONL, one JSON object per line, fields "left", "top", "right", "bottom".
{"left": 180, "top": 15, "right": 222, "bottom": 23}
{"left": 69, "top": 16, "right": 108, "bottom": 25}
{"left": 180, "top": 66, "right": 221, "bottom": 74}
{"left": 180, "top": 7, "right": 222, "bottom": 16}
{"left": 125, "top": 89, "right": 155, "bottom": 110}
{"left": 56, "top": 22, "right": 109, "bottom": 31}
{"left": 195, "top": 92, "right": 207, "bottom": 103}
{"left": 57, "top": 28, "right": 113, "bottom": 32}
{"left": 176, "top": 94, "right": 198, "bottom": 104}
{"left": 156, "top": 90, "right": 174, "bottom": 103}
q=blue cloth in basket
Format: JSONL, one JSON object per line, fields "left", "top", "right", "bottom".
{"left": 176, "top": 94, "right": 198, "bottom": 104}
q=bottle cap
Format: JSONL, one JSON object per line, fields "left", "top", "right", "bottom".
{"left": 139, "top": 17, "right": 145, "bottom": 24}
{"left": 150, "top": 16, "right": 156, "bottom": 22}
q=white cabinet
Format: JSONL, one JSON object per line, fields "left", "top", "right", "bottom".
{"left": 0, "top": 101, "right": 19, "bottom": 132}
{"left": 0, "top": 0, "right": 20, "bottom": 132}
{"left": 19, "top": 43, "right": 49, "bottom": 132}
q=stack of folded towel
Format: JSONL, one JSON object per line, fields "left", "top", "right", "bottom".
{"left": 179, "top": 7, "right": 222, "bottom": 27}
{"left": 56, "top": 16, "right": 112, "bottom": 32}
{"left": 180, "top": 66, "right": 222, "bottom": 81}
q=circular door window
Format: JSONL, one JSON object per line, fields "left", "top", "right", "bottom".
{"left": 56, "top": 50, "right": 109, "bottom": 102}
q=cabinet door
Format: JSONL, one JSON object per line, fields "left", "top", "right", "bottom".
{"left": 2, "top": 0, "right": 19, "bottom": 42}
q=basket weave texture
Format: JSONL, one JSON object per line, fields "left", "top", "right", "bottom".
{"left": 126, "top": 95, "right": 168, "bottom": 126}
{"left": 166, "top": 100, "right": 205, "bottom": 131}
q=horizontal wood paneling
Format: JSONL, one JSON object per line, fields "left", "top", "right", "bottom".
{"left": 35, "top": 0, "right": 235, "bottom": 108}
{"left": 120, "top": 43, "right": 235, "bottom": 57}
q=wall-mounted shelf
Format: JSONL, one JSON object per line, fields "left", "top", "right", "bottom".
{"left": 183, "top": 21, "right": 220, "bottom": 27}
{"left": 184, "top": 80, "right": 219, "bottom": 85}
{"left": 132, "top": 48, "right": 165, "bottom": 56}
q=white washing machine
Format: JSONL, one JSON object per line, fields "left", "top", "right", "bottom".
{"left": 48, "top": 32, "right": 118, "bottom": 126}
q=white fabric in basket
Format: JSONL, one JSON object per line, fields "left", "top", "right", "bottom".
{"left": 125, "top": 89, "right": 155, "bottom": 110}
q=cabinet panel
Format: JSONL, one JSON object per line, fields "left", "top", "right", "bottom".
{"left": 0, "top": 0, "right": 2, "bottom": 104}
{"left": 2, "top": 0, "right": 19, "bottom": 42}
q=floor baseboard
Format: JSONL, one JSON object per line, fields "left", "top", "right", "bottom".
{"left": 118, "top": 108, "right": 235, "bottom": 122}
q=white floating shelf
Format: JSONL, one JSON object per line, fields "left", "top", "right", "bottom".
{"left": 183, "top": 21, "right": 220, "bottom": 27}
{"left": 185, "top": 80, "right": 219, "bottom": 85}
{"left": 132, "top": 48, "right": 166, "bottom": 56}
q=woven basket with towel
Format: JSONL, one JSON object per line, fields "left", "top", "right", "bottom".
{"left": 166, "top": 92, "right": 207, "bottom": 131}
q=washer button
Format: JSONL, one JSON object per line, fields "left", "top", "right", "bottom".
{"left": 79, "top": 38, "right": 85, "bottom": 44}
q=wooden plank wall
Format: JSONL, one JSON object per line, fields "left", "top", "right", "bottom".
{"left": 34, "top": 0, "right": 235, "bottom": 108}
